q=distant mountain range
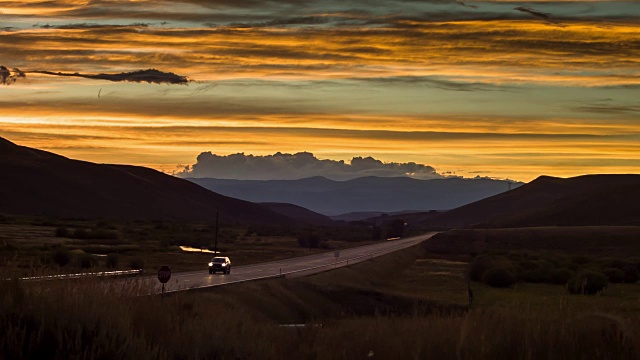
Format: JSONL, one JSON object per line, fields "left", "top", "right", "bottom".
{"left": 5, "top": 136, "right": 635, "bottom": 230}
{"left": 186, "top": 176, "right": 521, "bottom": 215}
{"left": 0, "top": 137, "right": 292, "bottom": 224}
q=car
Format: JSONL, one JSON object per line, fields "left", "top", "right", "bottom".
{"left": 208, "top": 256, "right": 231, "bottom": 274}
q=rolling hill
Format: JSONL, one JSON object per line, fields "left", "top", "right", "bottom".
{"left": 187, "top": 176, "right": 520, "bottom": 215}
{"left": 0, "top": 137, "right": 294, "bottom": 224}
{"left": 424, "top": 174, "right": 640, "bottom": 228}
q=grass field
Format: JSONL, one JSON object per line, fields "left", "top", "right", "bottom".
{"left": 3, "top": 228, "right": 640, "bottom": 359}
{"left": 0, "top": 216, "right": 377, "bottom": 276}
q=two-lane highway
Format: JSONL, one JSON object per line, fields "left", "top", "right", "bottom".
{"left": 150, "top": 232, "right": 436, "bottom": 294}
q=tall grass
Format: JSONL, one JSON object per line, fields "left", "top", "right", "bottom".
{"left": 2, "top": 276, "right": 638, "bottom": 359}
{"left": 2, "top": 242, "right": 639, "bottom": 359}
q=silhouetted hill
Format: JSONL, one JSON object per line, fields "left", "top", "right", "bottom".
{"left": 0, "top": 137, "right": 292, "bottom": 223}
{"left": 260, "top": 203, "right": 334, "bottom": 226}
{"left": 427, "top": 174, "right": 640, "bottom": 228}
{"left": 187, "top": 176, "right": 520, "bottom": 215}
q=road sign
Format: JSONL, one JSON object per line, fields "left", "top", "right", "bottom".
{"left": 157, "top": 265, "right": 171, "bottom": 284}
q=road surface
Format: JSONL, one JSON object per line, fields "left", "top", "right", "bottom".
{"left": 150, "top": 232, "right": 436, "bottom": 294}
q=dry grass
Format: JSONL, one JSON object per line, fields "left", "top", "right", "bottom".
{"left": 2, "top": 242, "right": 640, "bottom": 359}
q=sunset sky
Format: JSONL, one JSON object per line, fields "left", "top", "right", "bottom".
{"left": 1, "top": 0, "right": 639, "bottom": 181}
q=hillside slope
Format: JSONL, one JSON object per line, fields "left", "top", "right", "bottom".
{"left": 0, "top": 137, "right": 291, "bottom": 224}
{"left": 427, "top": 174, "right": 640, "bottom": 228}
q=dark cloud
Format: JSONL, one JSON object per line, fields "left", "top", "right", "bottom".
{"left": 353, "top": 76, "right": 519, "bottom": 92}
{"left": 231, "top": 16, "right": 329, "bottom": 28}
{"left": 0, "top": 66, "right": 25, "bottom": 85}
{"left": 514, "top": 6, "right": 550, "bottom": 19}
{"left": 179, "top": 152, "right": 443, "bottom": 180}
{"left": 32, "top": 69, "right": 189, "bottom": 85}
{"left": 34, "top": 22, "right": 152, "bottom": 29}
{"left": 575, "top": 104, "right": 640, "bottom": 116}
{"left": 455, "top": 1, "right": 478, "bottom": 10}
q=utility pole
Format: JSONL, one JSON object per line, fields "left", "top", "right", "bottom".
{"left": 214, "top": 211, "right": 219, "bottom": 255}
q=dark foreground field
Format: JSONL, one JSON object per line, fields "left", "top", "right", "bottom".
{"left": 2, "top": 231, "right": 639, "bottom": 360}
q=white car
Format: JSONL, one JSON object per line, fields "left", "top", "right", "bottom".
{"left": 208, "top": 256, "right": 231, "bottom": 274}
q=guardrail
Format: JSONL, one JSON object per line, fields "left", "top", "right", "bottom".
{"left": 16, "top": 269, "right": 143, "bottom": 282}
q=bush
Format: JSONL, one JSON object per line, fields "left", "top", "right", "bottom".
{"left": 549, "top": 268, "right": 574, "bottom": 285}
{"left": 603, "top": 268, "right": 625, "bottom": 283}
{"left": 106, "top": 253, "right": 119, "bottom": 268}
{"left": 568, "top": 271, "right": 608, "bottom": 295}
{"left": 469, "top": 255, "right": 514, "bottom": 281}
{"left": 624, "top": 267, "right": 639, "bottom": 284}
{"left": 52, "top": 248, "right": 71, "bottom": 267}
{"left": 481, "top": 267, "right": 516, "bottom": 288}
{"left": 297, "top": 233, "right": 320, "bottom": 248}
{"left": 73, "top": 228, "right": 90, "bottom": 239}
{"left": 521, "top": 266, "right": 553, "bottom": 283}
{"left": 77, "top": 253, "right": 97, "bottom": 269}
{"left": 129, "top": 257, "right": 144, "bottom": 270}
{"left": 88, "top": 228, "right": 119, "bottom": 240}
{"left": 55, "top": 227, "right": 69, "bottom": 237}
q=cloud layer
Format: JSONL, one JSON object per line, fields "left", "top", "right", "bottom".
{"left": 180, "top": 152, "right": 442, "bottom": 180}
{"left": 1, "top": 0, "right": 639, "bottom": 181}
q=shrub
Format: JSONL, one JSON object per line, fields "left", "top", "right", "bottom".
{"left": 55, "top": 227, "right": 69, "bottom": 237}
{"left": 129, "top": 257, "right": 144, "bottom": 270}
{"left": 77, "top": 253, "right": 97, "bottom": 269}
{"left": 52, "top": 248, "right": 71, "bottom": 267}
{"left": 297, "top": 233, "right": 320, "bottom": 248}
{"left": 88, "top": 228, "right": 119, "bottom": 240}
{"left": 603, "top": 268, "right": 625, "bottom": 283}
{"left": 468, "top": 255, "right": 514, "bottom": 282}
{"left": 106, "top": 253, "right": 119, "bottom": 269}
{"left": 481, "top": 267, "right": 517, "bottom": 288}
{"left": 567, "top": 271, "right": 608, "bottom": 295}
{"left": 624, "top": 267, "right": 639, "bottom": 284}
{"left": 549, "top": 268, "right": 574, "bottom": 285}
{"left": 73, "top": 228, "right": 90, "bottom": 239}
{"left": 572, "top": 256, "right": 592, "bottom": 265}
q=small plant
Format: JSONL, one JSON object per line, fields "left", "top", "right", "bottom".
{"left": 481, "top": 267, "right": 517, "bottom": 288}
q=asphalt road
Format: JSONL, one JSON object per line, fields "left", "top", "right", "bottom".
{"left": 150, "top": 232, "right": 436, "bottom": 294}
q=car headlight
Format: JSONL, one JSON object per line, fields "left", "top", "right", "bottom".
{"left": 208, "top": 262, "right": 213, "bottom": 267}
{"left": 221, "top": 263, "right": 227, "bottom": 267}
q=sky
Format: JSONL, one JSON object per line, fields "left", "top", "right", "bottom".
{"left": 1, "top": 0, "right": 639, "bottom": 181}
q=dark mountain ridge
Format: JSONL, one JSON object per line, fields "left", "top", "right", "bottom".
{"left": 0, "top": 137, "right": 292, "bottom": 224}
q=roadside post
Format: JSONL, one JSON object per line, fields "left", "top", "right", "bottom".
{"left": 334, "top": 251, "right": 340, "bottom": 268}
{"left": 157, "top": 265, "right": 171, "bottom": 298}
